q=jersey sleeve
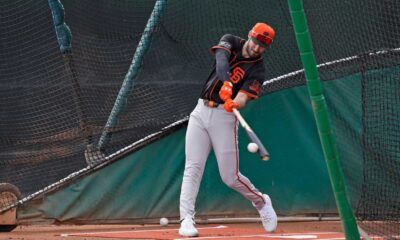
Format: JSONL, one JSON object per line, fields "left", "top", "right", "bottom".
{"left": 239, "top": 65, "right": 265, "bottom": 99}
{"left": 210, "top": 34, "right": 237, "bottom": 55}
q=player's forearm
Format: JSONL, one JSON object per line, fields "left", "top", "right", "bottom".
{"left": 215, "top": 49, "right": 230, "bottom": 82}
{"left": 233, "top": 92, "right": 249, "bottom": 110}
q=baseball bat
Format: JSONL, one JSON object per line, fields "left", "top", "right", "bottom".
{"left": 232, "top": 108, "right": 270, "bottom": 161}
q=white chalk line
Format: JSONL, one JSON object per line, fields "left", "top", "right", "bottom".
{"left": 60, "top": 225, "right": 227, "bottom": 237}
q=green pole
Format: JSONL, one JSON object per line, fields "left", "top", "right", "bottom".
{"left": 97, "top": 0, "right": 167, "bottom": 150}
{"left": 287, "top": 0, "right": 360, "bottom": 239}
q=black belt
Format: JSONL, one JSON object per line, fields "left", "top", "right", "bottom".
{"left": 202, "top": 99, "right": 220, "bottom": 108}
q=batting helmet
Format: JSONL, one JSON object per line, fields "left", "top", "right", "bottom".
{"left": 248, "top": 23, "right": 275, "bottom": 48}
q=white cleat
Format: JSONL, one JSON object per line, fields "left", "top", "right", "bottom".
{"left": 179, "top": 216, "right": 199, "bottom": 237}
{"left": 257, "top": 194, "right": 278, "bottom": 232}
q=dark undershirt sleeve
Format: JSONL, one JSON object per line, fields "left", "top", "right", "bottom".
{"left": 215, "top": 48, "right": 231, "bottom": 82}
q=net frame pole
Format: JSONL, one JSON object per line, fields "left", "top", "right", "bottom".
{"left": 287, "top": 0, "right": 360, "bottom": 239}
{"left": 97, "top": 0, "right": 167, "bottom": 151}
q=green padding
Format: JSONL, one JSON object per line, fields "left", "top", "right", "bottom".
{"left": 19, "top": 84, "right": 350, "bottom": 222}
{"left": 20, "top": 131, "right": 186, "bottom": 222}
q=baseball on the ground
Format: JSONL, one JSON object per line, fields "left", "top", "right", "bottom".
{"left": 247, "top": 142, "right": 259, "bottom": 153}
{"left": 160, "top": 217, "right": 169, "bottom": 226}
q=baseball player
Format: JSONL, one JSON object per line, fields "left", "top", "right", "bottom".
{"left": 179, "top": 23, "right": 277, "bottom": 237}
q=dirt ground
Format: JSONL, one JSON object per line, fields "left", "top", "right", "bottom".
{"left": 1, "top": 221, "right": 343, "bottom": 240}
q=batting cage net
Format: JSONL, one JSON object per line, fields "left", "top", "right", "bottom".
{"left": 0, "top": 0, "right": 399, "bottom": 238}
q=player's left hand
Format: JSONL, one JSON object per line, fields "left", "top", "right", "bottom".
{"left": 223, "top": 98, "right": 238, "bottom": 112}
{"left": 219, "top": 81, "right": 233, "bottom": 101}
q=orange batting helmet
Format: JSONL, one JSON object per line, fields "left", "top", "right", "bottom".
{"left": 248, "top": 22, "right": 275, "bottom": 48}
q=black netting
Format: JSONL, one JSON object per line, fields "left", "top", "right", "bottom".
{"left": 303, "top": 2, "right": 400, "bottom": 238}
{"left": 356, "top": 66, "right": 400, "bottom": 237}
{"left": 0, "top": 1, "right": 87, "bottom": 194}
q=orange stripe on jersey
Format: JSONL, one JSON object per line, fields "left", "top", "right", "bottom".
{"left": 229, "top": 52, "right": 237, "bottom": 64}
{"left": 210, "top": 46, "right": 231, "bottom": 55}
{"left": 208, "top": 80, "right": 219, "bottom": 100}
{"left": 239, "top": 90, "right": 259, "bottom": 99}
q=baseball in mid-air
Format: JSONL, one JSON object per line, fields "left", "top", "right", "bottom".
{"left": 160, "top": 217, "right": 169, "bottom": 226}
{"left": 247, "top": 142, "right": 259, "bottom": 153}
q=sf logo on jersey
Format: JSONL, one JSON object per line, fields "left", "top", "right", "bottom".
{"left": 230, "top": 67, "right": 245, "bottom": 83}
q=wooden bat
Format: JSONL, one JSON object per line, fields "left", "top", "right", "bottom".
{"left": 232, "top": 108, "right": 270, "bottom": 161}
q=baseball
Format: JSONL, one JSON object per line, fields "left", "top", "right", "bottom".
{"left": 159, "top": 217, "right": 169, "bottom": 226}
{"left": 247, "top": 142, "right": 259, "bottom": 153}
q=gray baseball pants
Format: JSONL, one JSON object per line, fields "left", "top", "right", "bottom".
{"left": 180, "top": 99, "right": 265, "bottom": 220}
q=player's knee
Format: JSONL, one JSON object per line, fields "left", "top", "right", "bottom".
{"left": 184, "top": 159, "right": 203, "bottom": 170}
{"left": 221, "top": 175, "right": 239, "bottom": 189}
{"left": 183, "top": 162, "right": 204, "bottom": 179}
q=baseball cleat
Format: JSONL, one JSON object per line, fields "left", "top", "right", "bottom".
{"left": 179, "top": 216, "right": 199, "bottom": 237}
{"left": 257, "top": 194, "right": 278, "bottom": 232}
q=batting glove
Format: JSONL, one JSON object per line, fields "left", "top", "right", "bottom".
{"left": 219, "top": 81, "right": 233, "bottom": 102}
{"left": 223, "top": 98, "right": 238, "bottom": 112}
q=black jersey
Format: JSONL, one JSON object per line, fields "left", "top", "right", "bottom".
{"left": 200, "top": 34, "right": 266, "bottom": 104}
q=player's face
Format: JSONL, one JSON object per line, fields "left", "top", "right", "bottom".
{"left": 246, "top": 39, "right": 267, "bottom": 58}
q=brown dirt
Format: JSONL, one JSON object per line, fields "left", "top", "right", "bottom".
{"left": 0, "top": 220, "right": 343, "bottom": 240}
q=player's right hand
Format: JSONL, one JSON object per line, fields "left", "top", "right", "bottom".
{"left": 223, "top": 98, "right": 238, "bottom": 112}
{"left": 219, "top": 81, "right": 233, "bottom": 101}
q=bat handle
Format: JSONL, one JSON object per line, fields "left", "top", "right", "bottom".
{"left": 232, "top": 108, "right": 248, "bottom": 129}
